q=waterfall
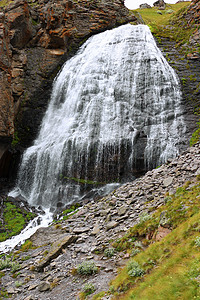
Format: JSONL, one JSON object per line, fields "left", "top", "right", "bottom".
{"left": 11, "top": 24, "right": 186, "bottom": 211}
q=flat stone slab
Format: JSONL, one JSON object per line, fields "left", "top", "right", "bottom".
{"left": 163, "top": 176, "right": 173, "bottom": 187}
{"left": 36, "top": 235, "right": 77, "bottom": 271}
{"left": 73, "top": 227, "right": 90, "bottom": 234}
{"left": 106, "top": 221, "right": 118, "bottom": 230}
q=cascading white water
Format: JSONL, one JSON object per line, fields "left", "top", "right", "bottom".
{"left": 11, "top": 24, "right": 186, "bottom": 211}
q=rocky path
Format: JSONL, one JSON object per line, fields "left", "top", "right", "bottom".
{"left": 1, "top": 142, "right": 200, "bottom": 299}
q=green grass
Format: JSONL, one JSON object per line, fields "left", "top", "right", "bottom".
{"left": 108, "top": 179, "right": 200, "bottom": 299}
{"left": 132, "top": 2, "right": 196, "bottom": 49}
{"left": 133, "top": 2, "right": 190, "bottom": 27}
{"left": 0, "top": 0, "right": 11, "bottom": 7}
{"left": 190, "top": 121, "right": 200, "bottom": 146}
{"left": 63, "top": 176, "right": 106, "bottom": 185}
{"left": 0, "top": 202, "right": 36, "bottom": 242}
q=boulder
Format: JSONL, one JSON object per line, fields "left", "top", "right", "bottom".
{"left": 140, "top": 3, "right": 152, "bottom": 9}
{"left": 153, "top": 0, "right": 166, "bottom": 9}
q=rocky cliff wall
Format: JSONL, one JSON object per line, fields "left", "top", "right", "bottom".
{"left": 0, "top": 0, "right": 137, "bottom": 182}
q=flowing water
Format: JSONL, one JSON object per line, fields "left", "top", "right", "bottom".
{"left": 10, "top": 24, "right": 186, "bottom": 212}
{"left": 0, "top": 210, "right": 52, "bottom": 253}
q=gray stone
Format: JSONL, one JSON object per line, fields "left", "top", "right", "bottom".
{"left": 7, "top": 287, "right": 15, "bottom": 294}
{"left": 36, "top": 235, "right": 78, "bottom": 271}
{"left": 106, "top": 221, "right": 118, "bottom": 230}
{"left": 28, "top": 284, "right": 38, "bottom": 291}
{"left": 38, "top": 282, "right": 50, "bottom": 292}
{"left": 118, "top": 206, "right": 127, "bottom": 216}
{"left": 73, "top": 227, "right": 90, "bottom": 234}
{"left": 91, "top": 225, "right": 100, "bottom": 235}
{"left": 163, "top": 177, "right": 173, "bottom": 187}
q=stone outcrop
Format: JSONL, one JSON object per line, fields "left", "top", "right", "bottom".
{"left": 0, "top": 0, "right": 137, "bottom": 180}
{"left": 139, "top": 3, "right": 152, "bottom": 9}
{"left": 153, "top": 0, "right": 166, "bottom": 10}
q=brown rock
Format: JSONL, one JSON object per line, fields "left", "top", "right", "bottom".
{"left": 155, "top": 226, "right": 171, "bottom": 242}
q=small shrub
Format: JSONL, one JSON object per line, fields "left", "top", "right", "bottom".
{"left": 131, "top": 248, "right": 141, "bottom": 257}
{"left": 0, "top": 256, "right": 12, "bottom": 270}
{"left": 77, "top": 261, "right": 98, "bottom": 276}
{"left": 20, "top": 240, "right": 33, "bottom": 252}
{"left": 0, "top": 256, "right": 20, "bottom": 273}
{"left": 15, "top": 281, "right": 23, "bottom": 287}
{"left": 134, "top": 241, "right": 143, "bottom": 249}
{"left": 194, "top": 236, "right": 200, "bottom": 247}
{"left": 11, "top": 262, "right": 20, "bottom": 273}
{"left": 166, "top": 9, "right": 174, "bottom": 14}
{"left": 104, "top": 248, "right": 115, "bottom": 258}
{"left": 83, "top": 283, "right": 96, "bottom": 295}
{"left": 127, "top": 260, "right": 145, "bottom": 277}
{"left": 139, "top": 212, "right": 151, "bottom": 223}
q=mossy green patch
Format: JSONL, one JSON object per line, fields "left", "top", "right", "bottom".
{"left": 0, "top": 202, "right": 36, "bottom": 242}
{"left": 190, "top": 121, "right": 200, "bottom": 146}
{"left": 0, "top": 0, "right": 11, "bottom": 7}
{"left": 63, "top": 176, "right": 106, "bottom": 185}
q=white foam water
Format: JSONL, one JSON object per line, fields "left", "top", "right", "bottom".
{"left": 0, "top": 210, "right": 53, "bottom": 253}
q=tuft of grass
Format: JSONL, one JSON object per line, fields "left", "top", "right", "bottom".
{"left": 80, "top": 283, "right": 96, "bottom": 298}
{"left": 127, "top": 260, "right": 145, "bottom": 277}
{"left": 77, "top": 261, "right": 98, "bottom": 276}
{"left": 0, "top": 0, "right": 11, "bottom": 7}
{"left": 104, "top": 248, "right": 115, "bottom": 258}
{"left": 0, "top": 256, "right": 20, "bottom": 273}
{"left": 18, "top": 240, "right": 33, "bottom": 252}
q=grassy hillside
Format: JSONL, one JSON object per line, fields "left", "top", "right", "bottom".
{"left": 92, "top": 178, "right": 200, "bottom": 299}
{"left": 133, "top": 2, "right": 196, "bottom": 50}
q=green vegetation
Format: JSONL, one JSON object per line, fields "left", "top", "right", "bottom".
{"left": 77, "top": 261, "right": 98, "bottom": 276}
{"left": 92, "top": 291, "right": 106, "bottom": 300}
{"left": 18, "top": 240, "right": 33, "bottom": 252}
{"left": 0, "top": 0, "right": 11, "bottom": 7}
{"left": 0, "top": 202, "right": 36, "bottom": 242}
{"left": 63, "top": 176, "right": 105, "bottom": 185}
{"left": 104, "top": 178, "right": 200, "bottom": 299}
{"left": 133, "top": 2, "right": 197, "bottom": 53}
{"left": 127, "top": 260, "right": 145, "bottom": 277}
{"left": 80, "top": 283, "right": 96, "bottom": 299}
{"left": 104, "top": 247, "right": 115, "bottom": 258}
{"left": 55, "top": 203, "right": 81, "bottom": 222}
{"left": 0, "top": 256, "right": 20, "bottom": 273}
{"left": 190, "top": 121, "right": 200, "bottom": 146}
{"left": 11, "top": 131, "right": 20, "bottom": 147}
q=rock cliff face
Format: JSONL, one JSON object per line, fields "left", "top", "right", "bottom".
{"left": 0, "top": 0, "right": 137, "bottom": 181}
